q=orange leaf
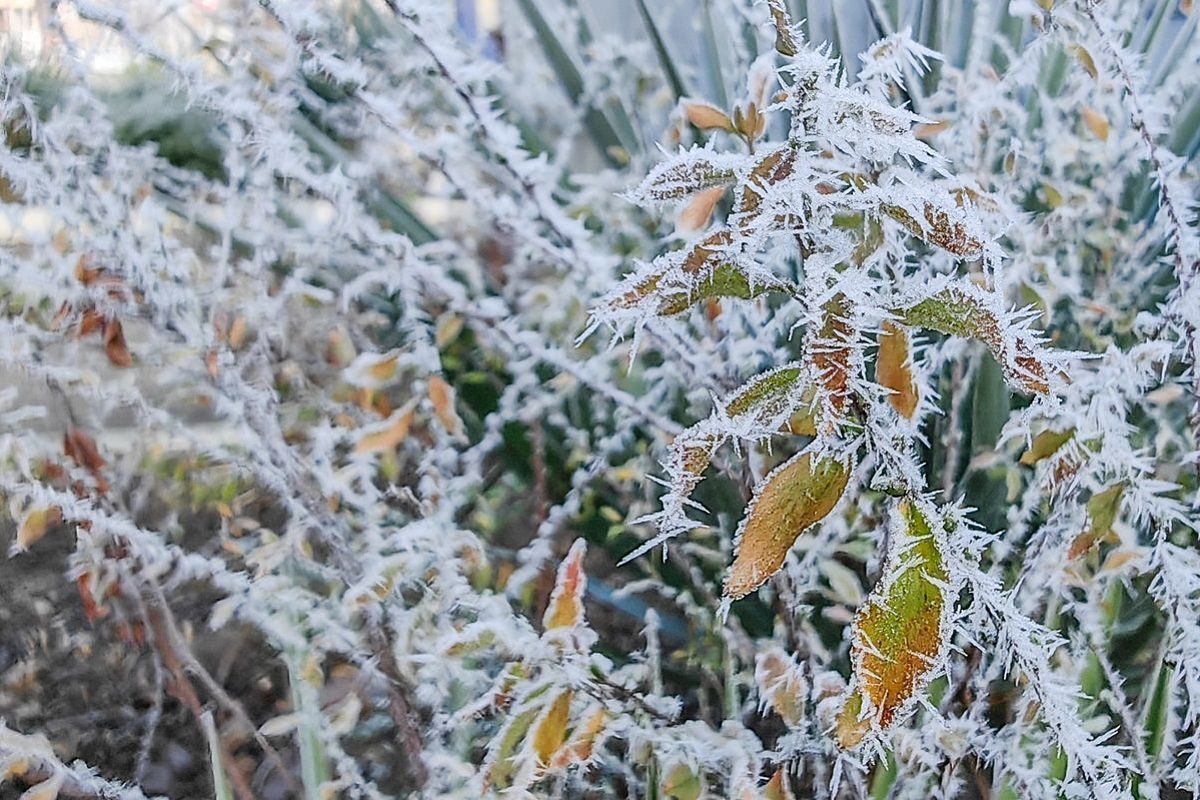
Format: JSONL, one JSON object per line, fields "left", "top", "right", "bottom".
{"left": 681, "top": 100, "right": 734, "bottom": 132}
{"left": 64, "top": 426, "right": 109, "bottom": 495}
{"left": 428, "top": 375, "right": 463, "bottom": 437}
{"left": 836, "top": 501, "right": 947, "bottom": 748}
{"left": 677, "top": 186, "right": 727, "bottom": 234}
{"left": 724, "top": 452, "right": 851, "bottom": 600}
{"left": 544, "top": 538, "right": 587, "bottom": 630}
{"left": 354, "top": 401, "right": 417, "bottom": 454}
{"left": 876, "top": 322, "right": 919, "bottom": 418}
{"left": 550, "top": 706, "right": 608, "bottom": 769}
{"left": 1081, "top": 106, "right": 1109, "bottom": 141}
{"left": 103, "top": 318, "right": 133, "bottom": 368}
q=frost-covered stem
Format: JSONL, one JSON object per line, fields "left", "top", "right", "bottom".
{"left": 385, "top": 1, "right": 587, "bottom": 258}
{"left": 1081, "top": 1, "right": 1200, "bottom": 465}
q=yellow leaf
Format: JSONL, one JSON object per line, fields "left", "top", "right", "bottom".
{"left": 435, "top": 313, "right": 464, "bottom": 349}
{"left": 1082, "top": 106, "right": 1109, "bottom": 140}
{"left": 544, "top": 538, "right": 587, "bottom": 630}
{"left": 428, "top": 375, "right": 463, "bottom": 437}
{"left": 368, "top": 354, "right": 399, "bottom": 383}
{"left": 16, "top": 507, "right": 62, "bottom": 551}
{"left": 1019, "top": 428, "right": 1075, "bottom": 465}
{"left": 836, "top": 500, "right": 948, "bottom": 748}
{"left": 531, "top": 690, "right": 573, "bottom": 765}
{"left": 661, "top": 761, "right": 704, "bottom": 800}
{"left": 550, "top": 706, "right": 608, "bottom": 769}
{"left": 677, "top": 186, "right": 727, "bottom": 234}
{"left": 724, "top": 452, "right": 851, "bottom": 600}
{"left": 876, "top": 322, "right": 919, "bottom": 418}
{"left": 1069, "top": 44, "right": 1099, "bottom": 79}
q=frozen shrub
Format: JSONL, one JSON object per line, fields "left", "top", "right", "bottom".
{"left": 1, "top": 1, "right": 1199, "bottom": 798}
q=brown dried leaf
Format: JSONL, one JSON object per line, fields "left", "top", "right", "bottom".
{"left": 1082, "top": 106, "right": 1110, "bottom": 140}
{"left": 724, "top": 452, "right": 851, "bottom": 600}
{"left": 882, "top": 200, "right": 984, "bottom": 258}
{"left": 64, "top": 426, "right": 109, "bottom": 494}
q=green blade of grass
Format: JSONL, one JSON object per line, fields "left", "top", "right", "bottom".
{"left": 513, "top": 0, "right": 632, "bottom": 163}
{"left": 634, "top": 0, "right": 688, "bottom": 101}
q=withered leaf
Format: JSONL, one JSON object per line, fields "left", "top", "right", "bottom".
{"left": 354, "top": 400, "right": 418, "bottom": 455}
{"left": 724, "top": 451, "right": 851, "bottom": 600}
{"left": 64, "top": 426, "right": 109, "bottom": 495}
{"left": 549, "top": 706, "right": 607, "bottom": 769}
{"left": 882, "top": 199, "right": 983, "bottom": 258}
{"left": 428, "top": 375, "right": 463, "bottom": 437}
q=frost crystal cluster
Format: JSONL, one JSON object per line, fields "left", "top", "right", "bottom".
{"left": 1, "top": 1, "right": 1200, "bottom": 798}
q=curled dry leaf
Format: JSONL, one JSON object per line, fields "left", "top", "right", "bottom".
{"left": 876, "top": 322, "right": 919, "bottom": 418}
{"left": 543, "top": 538, "right": 587, "bottom": 630}
{"left": 836, "top": 500, "right": 948, "bottom": 748}
{"left": 724, "top": 451, "right": 851, "bottom": 600}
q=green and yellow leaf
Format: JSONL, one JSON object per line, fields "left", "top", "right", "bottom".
{"left": 836, "top": 500, "right": 948, "bottom": 748}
